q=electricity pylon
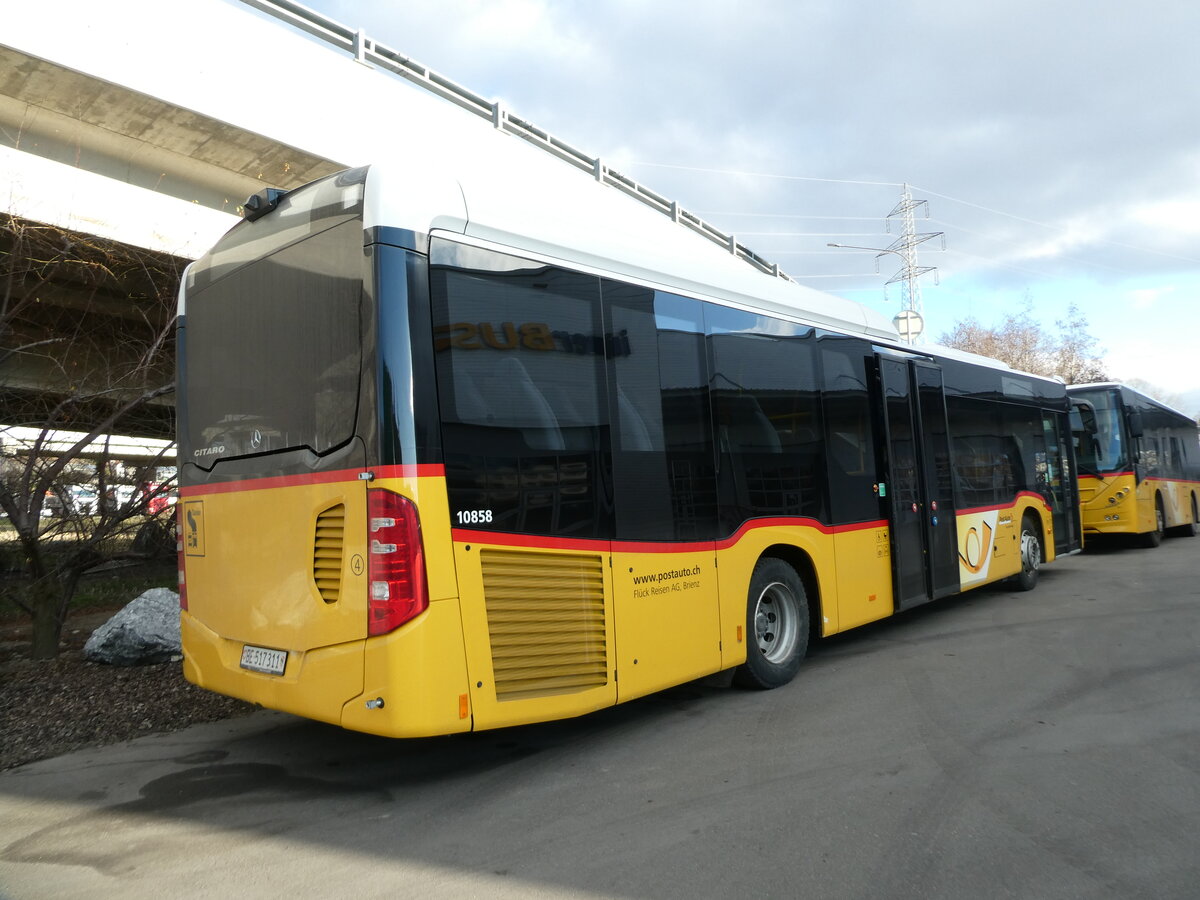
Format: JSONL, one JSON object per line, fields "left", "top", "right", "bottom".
{"left": 882, "top": 183, "right": 944, "bottom": 316}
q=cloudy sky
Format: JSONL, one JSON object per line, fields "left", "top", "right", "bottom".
{"left": 297, "top": 0, "right": 1200, "bottom": 414}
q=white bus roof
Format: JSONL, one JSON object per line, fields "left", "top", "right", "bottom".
{"left": 362, "top": 130, "right": 902, "bottom": 344}
{"left": 1068, "top": 382, "right": 1196, "bottom": 421}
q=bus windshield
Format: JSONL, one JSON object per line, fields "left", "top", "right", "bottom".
{"left": 1074, "top": 388, "right": 1127, "bottom": 474}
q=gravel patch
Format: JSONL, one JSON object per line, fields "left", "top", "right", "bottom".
{"left": 1, "top": 611, "right": 254, "bottom": 771}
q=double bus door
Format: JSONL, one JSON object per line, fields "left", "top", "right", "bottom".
{"left": 1042, "top": 411, "right": 1080, "bottom": 555}
{"left": 876, "top": 354, "right": 960, "bottom": 610}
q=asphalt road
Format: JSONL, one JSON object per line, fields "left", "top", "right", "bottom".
{"left": 2, "top": 535, "right": 1198, "bottom": 899}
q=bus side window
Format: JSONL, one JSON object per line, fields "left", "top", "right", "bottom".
{"left": 497, "top": 358, "right": 566, "bottom": 451}
{"left": 709, "top": 311, "right": 823, "bottom": 528}
{"left": 819, "top": 340, "right": 878, "bottom": 523}
{"left": 431, "top": 254, "right": 610, "bottom": 538}
{"left": 1140, "top": 436, "right": 1160, "bottom": 475}
{"left": 717, "top": 395, "right": 782, "bottom": 454}
{"left": 946, "top": 397, "right": 1001, "bottom": 509}
{"left": 606, "top": 284, "right": 717, "bottom": 541}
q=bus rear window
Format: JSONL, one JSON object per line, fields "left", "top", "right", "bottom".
{"left": 182, "top": 218, "right": 364, "bottom": 465}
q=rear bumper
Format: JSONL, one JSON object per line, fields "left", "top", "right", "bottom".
{"left": 182, "top": 596, "right": 473, "bottom": 738}
{"left": 182, "top": 612, "right": 365, "bottom": 726}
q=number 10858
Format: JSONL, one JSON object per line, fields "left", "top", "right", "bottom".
{"left": 455, "top": 509, "right": 494, "bottom": 525}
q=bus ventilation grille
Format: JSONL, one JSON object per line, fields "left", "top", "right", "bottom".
{"left": 480, "top": 549, "right": 608, "bottom": 701}
{"left": 313, "top": 503, "right": 346, "bottom": 604}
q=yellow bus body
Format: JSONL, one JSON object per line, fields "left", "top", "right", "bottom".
{"left": 1078, "top": 473, "right": 1199, "bottom": 537}
{"left": 182, "top": 472, "right": 1056, "bottom": 737}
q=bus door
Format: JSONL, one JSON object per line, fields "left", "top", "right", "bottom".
{"left": 1043, "top": 412, "right": 1081, "bottom": 554}
{"left": 877, "top": 355, "right": 960, "bottom": 610}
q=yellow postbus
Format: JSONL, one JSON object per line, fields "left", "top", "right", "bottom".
{"left": 177, "top": 157, "right": 1082, "bottom": 738}
{"left": 1068, "top": 383, "right": 1199, "bottom": 546}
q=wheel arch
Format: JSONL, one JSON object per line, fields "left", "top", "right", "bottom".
{"left": 758, "top": 543, "right": 821, "bottom": 640}
{"left": 1020, "top": 505, "right": 1046, "bottom": 548}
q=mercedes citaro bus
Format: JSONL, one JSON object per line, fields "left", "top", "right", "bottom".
{"left": 177, "top": 152, "right": 1082, "bottom": 737}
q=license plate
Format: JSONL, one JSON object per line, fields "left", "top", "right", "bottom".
{"left": 240, "top": 644, "right": 287, "bottom": 676}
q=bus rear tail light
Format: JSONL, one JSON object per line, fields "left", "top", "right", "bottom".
{"left": 176, "top": 506, "right": 188, "bottom": 611}
{"left": 367, "top": 489, "right": 428, "bottom": 635}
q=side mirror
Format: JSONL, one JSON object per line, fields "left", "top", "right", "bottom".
{"left": 1069, "top": 400, "right": 1097, "bottom": 436}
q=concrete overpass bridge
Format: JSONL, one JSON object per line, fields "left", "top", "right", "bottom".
{"left": 2, "top": 0, "right": 785, "bottom": 444}
{"left": 0, "top": 0, "right": 355, "bottom": 439}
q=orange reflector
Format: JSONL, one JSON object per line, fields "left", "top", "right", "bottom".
{"left": 459, "top": 693, "right": 469, "bottom": 719}
{"left": 869, "top": 593, "right": 877, "bottom": 602}
{"left": 737, "top": 625, "right": 743, "bottom": 643}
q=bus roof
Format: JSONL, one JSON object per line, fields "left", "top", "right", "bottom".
{"left": 1068, "top": 382, "right": 1196, "bottom": 421}
{"left": 361, "top": 127, "right": 903, "bottom": 344}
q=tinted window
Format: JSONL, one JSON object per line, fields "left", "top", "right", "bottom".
{"left": 374, "top": 244, "right": 440, "bottom": 466}
{"left": 819, "top": 336, "right": 880, "bottom": 523}
{"left": 607, "top": 285, "right": 717, "bottom": 540}
{"left": 946, "top": 398, "right": 1007, "bottom": 508}
{"left": 938, "top": 357, "right": 1063, "bottom": 406}
{"left": 1140, "top": 435, "right": 1161, "bottom": 476}
{"left": 709, "top": 308, "right": 824, "bottom": 531}
{"left": 915, "top": 365, "right": 955, "bottom": 502}
{"left": 430, "top": 242, "right": 610, "bottom": 537}
{"left": 182, "top": 217, "right": 363, "bottom": 465}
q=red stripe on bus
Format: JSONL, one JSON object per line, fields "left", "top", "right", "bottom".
{"left": 180, "top": 464, "right": 444, "bottom": 496}
{"left": 714, "top": 516, "right": 887, "bottom": 549}
{"left": 451, "top": 530, "right": 611, "bottom": 552}
{"left": 957, "top": 491, "right": 1051, "bottom": 516}
{"left": 373, "top": 464, "right": 446, "bottom": 480}
{"left": 453, "top": 517, "right": 889, "bottom": 554}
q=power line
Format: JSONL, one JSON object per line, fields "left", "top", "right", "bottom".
{"left": 728, "top": 232, "right": 892, "bottom": 238}
{"left": 785, "top": 272, "right": 878, "bottom": 278}
{"left": 629, "top": 161, "right": 1200, "bottom": 268}
{"left": 628, "top": 161, "right": 901, "bottom": 188}
{"left": 694, "top": 213, "right": 887, "bottom": 221}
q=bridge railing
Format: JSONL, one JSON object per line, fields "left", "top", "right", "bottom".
{"left": 240, "top": 0, "right": 792, "bottom": 282}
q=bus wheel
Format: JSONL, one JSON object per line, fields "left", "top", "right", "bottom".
{"left": 733, "top": 558, "right": 809, "bottom": 690}
{"left": 1140, "top": 496, "right": 1165, "bottom": 548}
{"left": 1013, "top": 518, "right": 1042, "bottom": 592}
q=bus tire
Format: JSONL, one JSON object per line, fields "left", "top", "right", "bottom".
{"left": 1169, "top": 494, "right": 1198, "bottom": 538}
{"left": 1013, "top": 516, "right": 1042, "bottom": 592}
{"left": 733, "top": 558, "right": 809, "bottom": 690}
{"left": 1140, "top": 496, "right": 1165, "bottom": 548}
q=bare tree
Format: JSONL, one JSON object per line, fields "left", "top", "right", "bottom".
{"left": 1, "top": 214, "right": 182, "bottom": 658}
{"left": 940, "top": 300, "right": 1106, "bottom": 384}
{"left": 1053, "top": 303, "right": 1107, "bottom": 384}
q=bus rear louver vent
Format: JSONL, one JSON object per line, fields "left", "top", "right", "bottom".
{"left": 480, "top": 549, "right": 608, "bottom": 701}
{"left": 313, "top": 503, "right": 346, "bottom": 604}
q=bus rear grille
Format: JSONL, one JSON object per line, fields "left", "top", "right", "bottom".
{"left": 480, "top": 549, "right": 608, "bottom": 701}
{"left": 313, "top": 503, "right": 346, "bottom": 603}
